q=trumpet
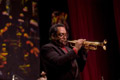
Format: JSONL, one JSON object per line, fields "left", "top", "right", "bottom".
{"left": 67, "top": 39, "right": 107, "bottom": 50}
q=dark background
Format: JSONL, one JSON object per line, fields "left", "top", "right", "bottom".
{"left": 38, "top": 0, "right": 120, "bottom": 80}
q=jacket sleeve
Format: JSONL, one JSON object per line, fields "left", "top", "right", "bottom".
{"left": 76, "top": 47, "right": 88, "bottom": 72}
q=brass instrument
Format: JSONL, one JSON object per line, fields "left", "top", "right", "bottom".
{"left": 37, "top": 71, "right": 47, "bottom": 80}
{"left": 68, "top": 39, "right": 107, "bottom": 50}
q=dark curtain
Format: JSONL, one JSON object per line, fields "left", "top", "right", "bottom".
{"left": 113, "top": 0, "right": 120, "bottom": 54}
{"left": 113, "top": 0, "right": 120, "bottom": 79}
{"left": 67, "top": 0, "right": 120, "bottom": 80}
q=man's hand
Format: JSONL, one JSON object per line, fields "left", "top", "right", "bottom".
{"left": 73, "top": 39, "right": 86, "bottom": 52}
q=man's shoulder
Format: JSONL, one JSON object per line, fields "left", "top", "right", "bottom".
{"left": 41, "top": 43, "right": 56, "bottom": 48}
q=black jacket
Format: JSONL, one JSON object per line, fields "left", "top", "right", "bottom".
{"left": 40, "top": 42, "right": 87, "bottom": 80}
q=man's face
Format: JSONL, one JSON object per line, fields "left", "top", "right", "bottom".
{"left": 54, "top": 27, "right": 68, "bottom": 47}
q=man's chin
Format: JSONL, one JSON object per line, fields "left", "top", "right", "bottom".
{"left": 55, "top": 40, "right": 67, "bottom": 47}
{"left": 62, "top": 42, "right": 67, "bottom": 46}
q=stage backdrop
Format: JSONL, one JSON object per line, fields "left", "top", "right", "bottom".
{"left": 113, "top": 0, "right": 120, "bottom": 58}
{"left": 0, "top": 0, "right": 40, "bottom": 80}
{"left": 67, "top": 0, "right": 120, "bottom": 80}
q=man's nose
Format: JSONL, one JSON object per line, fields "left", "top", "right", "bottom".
{"left": 63, "top": 35, "right": 67, "bottom": 39}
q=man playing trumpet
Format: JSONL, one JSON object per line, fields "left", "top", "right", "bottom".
{"left": 40, "top": 23, "right": 88, "bottom": 80}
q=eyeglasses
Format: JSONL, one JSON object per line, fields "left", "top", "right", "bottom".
{"left": 57, "top": 33, "right": 68, "bottom": 38}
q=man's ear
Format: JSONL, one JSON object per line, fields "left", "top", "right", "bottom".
{"left": 51, "top": 34, "right": 55, "bottom": 40}
{"left": 51, "top": 36, "right": 54, "bottom": 40}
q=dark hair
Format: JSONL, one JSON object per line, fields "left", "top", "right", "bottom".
{"left": 49, "top": 23, "right": 68, "bottom": 40}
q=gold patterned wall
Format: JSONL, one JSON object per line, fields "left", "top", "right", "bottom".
{"left": 0, "top": 0, "right": 40, "bottom": 80}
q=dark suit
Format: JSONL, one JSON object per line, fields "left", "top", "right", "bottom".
{"left": 40, "top": 42, "right": 87, "bottom": 80}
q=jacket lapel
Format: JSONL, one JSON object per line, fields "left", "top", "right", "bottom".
{"left": 50, "top": 43, "right": 66, "bottom": 55}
